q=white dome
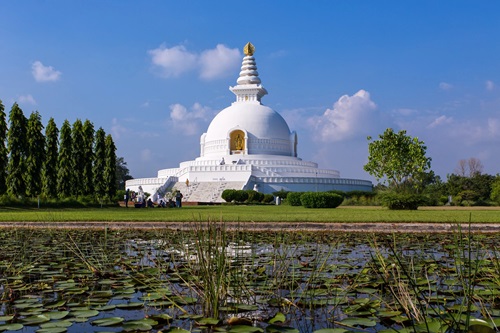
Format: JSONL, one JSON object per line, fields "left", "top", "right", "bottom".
{"left": 206, "top": 103, "right": 291, "bottom": 141}
{"left": 201, "top": 102, "right": 294, "bottom": 157}
{"left": 199, "top": 43, "right": 296, "bottom": 159}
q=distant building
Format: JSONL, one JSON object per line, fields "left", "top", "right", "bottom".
{"left": 126, "top": 43, "right": 372, "bottom": 202}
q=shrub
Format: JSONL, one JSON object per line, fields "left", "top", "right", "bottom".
{"left": 233, "top": 190, "right": 249, "bottom": 203}
{"left": 327, "top": 190, "right": 346, "bottom": 198}
{"left": 287, "top": 192, "right": 304, "bottom": 206}
{"left": 116, "top": 189, "right": 126, "bottom": 202}
{"left": 272, "top": 190, "right": 289, "bottom": 199}
{"left": 300, "top": 192, "right": 344, "bottom": 208}
{"left": 343, "top": 190, "right": 378, "bottom": 206}
{"left": 262, "top": 194, "right": 274, "bottom": 203}
{"left": 245, "top": 190, "right": 264, "bottom": 203}
{"left": 378, "top": 192, "right": 428, "bottom": 210}
{"left": 221, "top": 189, "right": 237, "bottom": 202}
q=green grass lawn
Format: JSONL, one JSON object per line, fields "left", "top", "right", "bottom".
{"left": 0, "top": 205, "right": 498, "bottom": 223}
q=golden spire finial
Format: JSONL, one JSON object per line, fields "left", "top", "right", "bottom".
{"left": 243, "top": 42, "right": 255, "bottom": 56}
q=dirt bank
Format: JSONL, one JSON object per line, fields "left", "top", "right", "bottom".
{"left": 0, "top": 221, "right": 499, "bottom": 233}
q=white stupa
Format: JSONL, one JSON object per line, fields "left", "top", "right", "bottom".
{"left": 126, "top": 43, "right": 372, "bottom": 202}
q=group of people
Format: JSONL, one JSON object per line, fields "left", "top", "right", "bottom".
{"left": 124, "top": 188, "right": 184, "bottom": 208}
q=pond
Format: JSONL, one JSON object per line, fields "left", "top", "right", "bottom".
{"left": 1, "top": 223, "right": 499, "bottom": 333}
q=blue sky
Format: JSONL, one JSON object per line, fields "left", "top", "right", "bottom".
{"left": 1, "top": 1, "right": 499, "bottom": 183}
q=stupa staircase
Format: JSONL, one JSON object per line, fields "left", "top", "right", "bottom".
{"left": 253, "top": 165, "right": 280, "bottom": 177}
{"left": 167, "top": 181, "right": 246, "bottom": 203}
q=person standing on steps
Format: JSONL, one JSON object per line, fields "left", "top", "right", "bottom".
{"left": 175, "top": 190, "right": 183, "bottom": 208}
{"left": 125, "top": 188, "right": 130, "bottom": 208}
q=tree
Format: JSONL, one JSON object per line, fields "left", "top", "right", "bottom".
{"left": 71, "top": 119, "right": 85, "bottom": 197}
{"left": 447, "top": 172, "right": 494, "bottom": 205}
{"left": 0, "top": 100, "right": 7, "bottom": 195}
{"left": 491, "top": 175, "right": 500, "bottom": 205}
{"left": 455, "top": 158, "right": 484, "bottom": 177}
{"left": 93, "top": 127, "right": 106, "bottom": 200}
{"left": 26, "top": 111, "right": 45, "bottom": 197}
{"left": 104, "top": 134, "right": 117, "bottom": 200}
{"left": 364, "top": 128, "right": 432, "bottom": 193}
{"left": 57, "top": 120, "right": 73, "bottom": 198}
{"left": 82, "top": 120, "right": 95, "bottom": 195}
{"left": 43, "top": 118, "right": 59, "bottom": 198}
{"left": 6, "top": 103, "right": 28, "bottom": 196}
{"left": 116, "top": 157, "right": 133, "bottom": 190}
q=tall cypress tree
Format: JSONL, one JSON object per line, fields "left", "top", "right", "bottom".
{"left": 0, "top": 100, "right": 7, "bottom": 195}
{"left": 93, "top": 127, "right": 106, "bottom": 200}
{"left": 57, "top": 120, "right": 73, "bottom": 198}
{"left": 71, "top": 119, "right": 85, "bottom": 197}
{"left": 43, "top": 118, "right": 59, "bottom": 198}
{"left": 104, "top": 134, "right": 117, "bottom": 200}
{"left": 26, "top": 111, "right": 46, "bottom": 197}
{"left": 7, "top": 103, "right": 28, "bottom": 196}
{"left": 82, "top": 120, "right": 95, "bottom": 196}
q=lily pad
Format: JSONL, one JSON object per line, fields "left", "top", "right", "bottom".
{"left": 0, "top": 315, "right": 14, "bottom": 322}
{"left": 268, "top": 312, "right": 286, "bottom": 324}
{"left": 44, "top": 300, "right": 67, "bottom": 309}
{"left": 0, "top": 323, "right": 24, "bottom": 331}
{"left": 265, "top": 324, "right": 299, "bottom": 333}
{"left": 70, "top": 309, "right": 99, "bottom": 318}
{"left": 46, "top": 311, "right": 70, "bottom": 320}
{"left": 91, "top": 316, "right": 125, "bottom": 326}
{"left": 122, "top": 318, "right": 158, "bottom": 331}
{"left": 40, "top": 320, "right": 73, "bottom": 328}
{"left": 35, "top": 328, "right": 68, "bottom": 333}
{"left": 21, "top": 314, "right": 51, "bottom": 325}
{"left": 339, "top": 317, "right": 377, "bottom": 327}
{"left": 228, "top": 325, "right": 264, "bottom": 332}
{"left": 195, "top": 317, "right": 221, "bottom": 326}
{"left": 164, "top": 328, "right": 191, "bottom": 333}
{"left": 116, "top": 302, "right": 144, "bottom": 309}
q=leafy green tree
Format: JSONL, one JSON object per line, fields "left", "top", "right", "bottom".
{"left": 104, "top": 134, "right": 117, "bottom": 200}
{"left": 93, "top": 127, "right": 106, "bottom": 200}
{"left": 43, "top": 118, "right": 59, "bottom": 198}
{"left": 6, "top": 103, "right": 28, "bottom": 196}
{"left": 447, "top": 173, "right": 494, "bottom": 204}
{"left": 26, "top": 111, "right": 45, "bottom": 197}
{"left": 57, "top": 120, "right": 73, "bottom": 198}
{"left": 470, "top": 173, "right": 494, "bottom": 202}
{"left": 0, "top": 100, "right": 7, "bottom": 195}
{"left": 82, "top": 120, "right": 95, "bottom": 195}
{"left": 116, "top": 157, "right": 133, "bottom": 190}
{"left": 364, "top": 128, "right": 432, "bottom": 193}
{"left": 491, "top": 175, "right": 500, "bottom": 205}
{"left": 71, "top": 119, "right": 85, "bottom": 197}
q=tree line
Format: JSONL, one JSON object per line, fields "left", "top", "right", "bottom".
{"left": 364, "top": 128, "right": 500, "bottom": 209}
{"left": 0, "top": 100, "right": 118, "bottom": 203}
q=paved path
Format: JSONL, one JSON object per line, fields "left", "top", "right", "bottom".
{"left": 0, "top": 221, "right": 499, "bottom": 233}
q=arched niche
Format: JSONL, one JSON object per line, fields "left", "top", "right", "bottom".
{"left": 230, "top": 130, "right": 245, "bottom": 154}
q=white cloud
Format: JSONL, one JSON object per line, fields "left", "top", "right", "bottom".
{"left": 169, "top": 102, "right": 211, "bottom": 135}
{"left": 111, "top": 118, "right": 127, "bottom": 139}
{"left": 439, "top": 82, "right": 453, "bottom": 91}
{"left": 18, "top": 94, "right": 36, "bottom": 105}
{"left": 199, "top": 44, "right": 240, "bottom": 80}
{"left": 149, "top": 43, "right": 241, "bottom": 80}
{"left": 148, "top": 45, "right": 197, "bottom": 77}
{"left": 487, "top": 118, "right": 500, "bottom": 137}
{"left": 486, "top": 80, "right": 495, "bottom": 91}
{"left": 448, "top": 119, "right": 500, "bottom": 145}
{"left": 307, "top": 90, "right": 377, "bottom": 142}
{"left": 32, "top": 61, "right": 61, "bottom": 82}
{"left": 427, "top": 115, "right": 453, "bottom": 128}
